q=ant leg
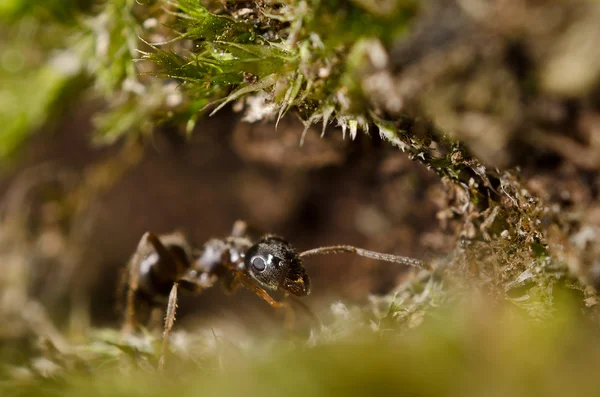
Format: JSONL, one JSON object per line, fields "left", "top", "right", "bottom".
{"left": 231, "top": 220, "right": 248, "bottom": 237}
{"left": 231, "top": 220, "right": 263, "bottom": 241}
{"left": 281, "top": 296, "right": 323, "bottom": 329}
{"left": 122, "top": 232, "right": 155, "bottom": 335}
{"left": 149, "top": 307, "right": 164, "bottom": 334}
{"left": 122, "top": 232, "right": 181, "bottom": 336}
{"left": 287, "top": 296, "right": 321, "bottom": 326}
{"left": 123, "top": 284, "right": 138, "bottom": 336}
{"left": 237, "top": 273, "right": 320, "bottom": 329}
{"left": 158, "top": 282, "right": 178, "bottom": 372}
{"left": 282, "top": 295, "right": 296, "bottom": 330}
{"left": 115, "top": 266, "right": 129, "bottom": 315}
{"left": 221, "top": 271, "right": 242, "bottom": 295}
{"left": 237, "top": 273, "right": 285, "bottom": 309}
{"left": 238, "top": 277, "right": 311, "bottom": 329}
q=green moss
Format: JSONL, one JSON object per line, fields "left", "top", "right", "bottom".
{"left": 0, "top": 12, "right": 84, "bottom": 161}
{"left": 3, "top": 296, "right": 600, "bottom": 397}
{"left": 142, "top": 0, "right": 418, "bottom": 141}
{"left": 0, "top": 66, "right": 72, "bottom": 158}
{"left": 0, "top": 0, "right": 92, "bottom": 24}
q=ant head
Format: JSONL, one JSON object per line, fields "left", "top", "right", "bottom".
{"left": 244, "top": 235, "right": 310, "bottom": 297}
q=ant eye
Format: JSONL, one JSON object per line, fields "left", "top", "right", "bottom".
{"left": 251, "top": 256, "right": 266, "bottom": 272}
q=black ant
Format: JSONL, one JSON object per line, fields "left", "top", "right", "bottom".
{"left": 121, "top": 221, "right": 428, "bottom": 369}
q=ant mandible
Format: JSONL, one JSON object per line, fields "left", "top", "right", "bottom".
{"left": 121, "top": 221, "right": 428, "bottom": 370}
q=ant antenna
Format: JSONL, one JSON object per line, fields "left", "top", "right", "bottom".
{"left": 299, "top": 245, "right": 430, "bottom": 270}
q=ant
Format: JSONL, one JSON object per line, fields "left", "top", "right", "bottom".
{"left": 121, "top": 221, "right": 428, "bottom": 370}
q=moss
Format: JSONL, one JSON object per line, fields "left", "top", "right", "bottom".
{"left": 0, "top": 0, "right": 93, "bottom": 24}
{"left": 3, "top": 295, "right": 600, "bottom": 397}
{"left": 0, "top": 14, "right": 83, "bottom": 161}
{"left": 142, "top": 0, "right": 418, "bottom": 141}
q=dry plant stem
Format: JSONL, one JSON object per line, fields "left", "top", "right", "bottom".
{"left": 299, "top": 246, "right": 429, "bottom": 270}
{"left": 159, "top": 282, "right": 179, "bottom": 373}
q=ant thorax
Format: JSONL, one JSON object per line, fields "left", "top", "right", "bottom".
{"left": 191, "top": 237, "right": 253, "bottom": 275}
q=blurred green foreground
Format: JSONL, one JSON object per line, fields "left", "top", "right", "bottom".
{"left": 3, "top": 294, "right": 600, "bottom": 397}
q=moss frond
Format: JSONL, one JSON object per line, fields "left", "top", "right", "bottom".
{"left": 141, "top": 0, "right": 419, "bottom": 143}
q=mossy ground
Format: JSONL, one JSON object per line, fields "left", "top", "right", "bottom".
{"left": 3, "top": 294, "right": 600, "bottom": 397}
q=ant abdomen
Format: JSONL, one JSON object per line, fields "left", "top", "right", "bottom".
{"left": 137, "top": 243, "right": 189, "bottom": 305}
